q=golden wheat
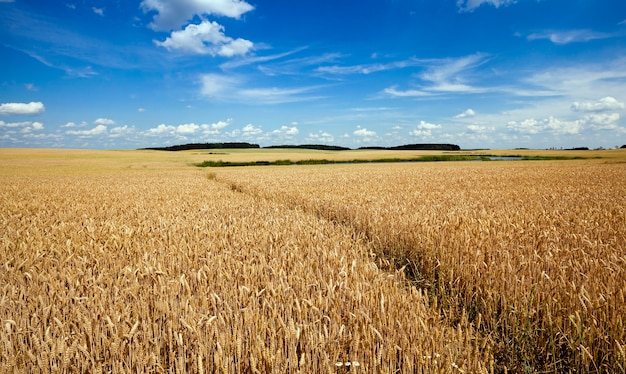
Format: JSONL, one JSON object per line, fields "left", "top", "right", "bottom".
{"left": 0, "top": 154, "right": 488, "bottom": 372}
{"left": 216, "top": 159, "right": 626, "bottom": 373}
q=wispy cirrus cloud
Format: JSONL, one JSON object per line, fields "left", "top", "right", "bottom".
{"left": 219, "top": 47, "right": 310, "bottom": 70}
{"left": 316, "top": 58, "right": 420, "bottom": 75}
{"left": 383, "top": 53, "right": 491, "bottom": 97}
{"left": 199, "top": 73, "right": 325, "bottom": 104}
{"left": 528, "top": 29, "right": 613, "bottom": 44}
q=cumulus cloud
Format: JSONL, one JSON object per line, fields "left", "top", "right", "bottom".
{"left": 353, "top": 126, "right": 376, "bottom": 137}
{"left": 148, "top": 124, "right": 176, "bottom": 135}
{"left": 507, "top": 113, "right": 623, "bottom": 136}
{"left": 571, "top": 97, "right": 625, "bottom": 112}
{"left": 0, "top": 121, "right": 44, "bottom": 132}
{"left": 176, "top": 123, "right": 200, "bottom": 134}
{"left": 146, "top": 120, "right": 232, "bottom": 138}
{"left": 200, "top": 120, "right": 232, "bottom": 134}
{"left": 155, "top": 20, "right": 253, "bottom": 56}
{"left": 140, "top": 0, "right": 254, "bottom": 31}
{"left": 92, "top": 7, "right": 104, "bottom": 16}
{"left": 62, "top": 121, "right": 87, "bottom": 128}
{"left": 457, "top": 0, "right": 516, "bottom": 12}
{"left": 242, "top": 124, "right": 262, "bottom": 135}
{"left": 467, "top": 124, "right": 495, "bottom": 133}
{"left": 0, "top": 102, "right": 45, "bottom": 116}
{"left": 272, "top": 126, "right": 299, "bottom": 136}
{"left": 410, "top": 121, "right": 442, "bottom": 137}
{"left": 109, "top": 126, "right": 133, "bottom": 136}
{"left": 307, "top": 131, "right": 334, "bottom": 143}
{"left": 66, "top": 125, "right": 108, "bottom": 136}
{"left": 455, "top": 109, "right": 476, "bottom": 118}
{"left": 94, "top": 118, "right": 115, "bottom": 126}
{"left": 528, "top": 30, "right": 612, "bottom": 44}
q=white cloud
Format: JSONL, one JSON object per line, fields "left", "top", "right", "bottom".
{"left": 467, "top": 124, "right": 495, "bottom": 133}
{"left": 418, "top": 54, "right": 489, "bottom": 93}
{"left": 200, "top": 73, "right": 240, "bottom": 98}
{"left": 145, "top": 120, "right": 232, "bottom": 139}
{"left": 0, "top": 121, "right": 44, "bottom": 132}
{"left": 584, "top": 113, "right": 623, "bottom": 131}
{"left": 109, "top": 126, "right": 134, "bottom": 137}
{"left": 315, "top": 59, "right": 420, "bottom": 75}
{"left": 238, "top": 86, "right": 322, "bottom": 104}
{"left": 457, "top": 0, "right": 516, "bottom": 12}
{"left": 147, "top": 124, "right": 175, "bottom": 135}
{"left": 147, "top": 123, "right": 205, "bottom": 136}
{"left": 353, "top": 126, "right": 376, "bottom": 137}
{"left": 92, "top": 7, "right": 104, "bottom": 16}
{"left": 520, "top": 59, "right": 626, "bottom": 101}
{"left": 200, "top": 119, "right": 232, "bottom": 134}
{"left": 140, "top": 0, "right": 254, "bottom": 31}
{"left": 307, "top": 131, "right": 334, "bottom": 143}
{"left": 571, "top": 97, "right": 625, "bottom": 112}
{"left": 66, "top": 125, "right": 108, "bottom": 136}
{"left": 138, "top": 108, "right": 146, "bottom": 112}
{"left": 177, "top": 123, "right": 200, "bottom": 134}
{"left": 0, "top": 102, "right": 45, "bottom": 116}
{"left": 62, "top": 121, "right": 87, "bottom": 128}
{"left": 383, "top": 86, "right": 431, "bottom": 97}
{"left": 200, "top": 73, "right": 323, "bottom": 104}
{"left": 383, "top": 54, "right": 490, "bottom": 97}
{"left": 272, "top": 126, "right": 299, "bottom": 136}
{"left": 455, "top": 109, "right": 476, "bottom": 118}
{"left": 219, "top": 46, "right": 310, "bottom": 70}
{"left": 155, "top": 20, "right": 253, "bottom": 56}
{"left": 528, "top": 30, "right": 612, "bottom": 44}
{"left": 409, "top": 121, "right": 442, "bottom": 138}
{"left": 242, "top": 124, "right": 262, "bottom": 135}
{"left": 218, "top": 38, "right": 254, "bottom": 57}
{"left": 506, "top": 113, "right": 624, "bottom": 136}
{"left": 94, "top": 118, "right": 115, "bottom": 126}
{"left": 416, "top": 121, "right": 442, "bottom": 130}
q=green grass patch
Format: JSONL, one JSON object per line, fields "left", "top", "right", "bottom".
{"left": 196, "top": 155, "right": 483, "bottom": 167}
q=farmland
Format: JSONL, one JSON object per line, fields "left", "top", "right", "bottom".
{"left": 1, "top": 148, "right": 625, "bottom": 372}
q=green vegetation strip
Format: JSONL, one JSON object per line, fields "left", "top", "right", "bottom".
{"left": 195, "top": 155, "right": 564, "bottom": 167}
{"left": 196, "top": 154, "right": 591, "bottom": 167}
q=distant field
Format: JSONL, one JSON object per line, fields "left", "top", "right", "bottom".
{"left": 1, "top": 148, "right": 625, "bottom": 372}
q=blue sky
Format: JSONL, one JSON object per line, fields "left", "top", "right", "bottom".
{"left": 1, "top": 0, "right": 625, "bottom": 149}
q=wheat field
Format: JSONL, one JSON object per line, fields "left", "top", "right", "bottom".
{"left": 1, "top": 150, "right": 487, "bottom": 373}
{"left": 216, "top": 158, "right": 626, "bottom": 373}
{"left": 1, "top": 148, "right": 625, "bottom": 373}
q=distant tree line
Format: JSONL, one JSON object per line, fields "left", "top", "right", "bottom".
{"left": 359, "top": 144, "right": 461, "bottom": 151}
{"left": 264, "top": 144, "right": 351, "bottom": 151}
{"left": 140, "top": 142, "right": 260, "bottom": 151}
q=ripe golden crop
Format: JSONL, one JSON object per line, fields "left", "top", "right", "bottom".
{"left": 1, "top": 152, "right": 488, "bottom": 373}
{"left": 216, "top": 160, "right": 626, "bottom": 373}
